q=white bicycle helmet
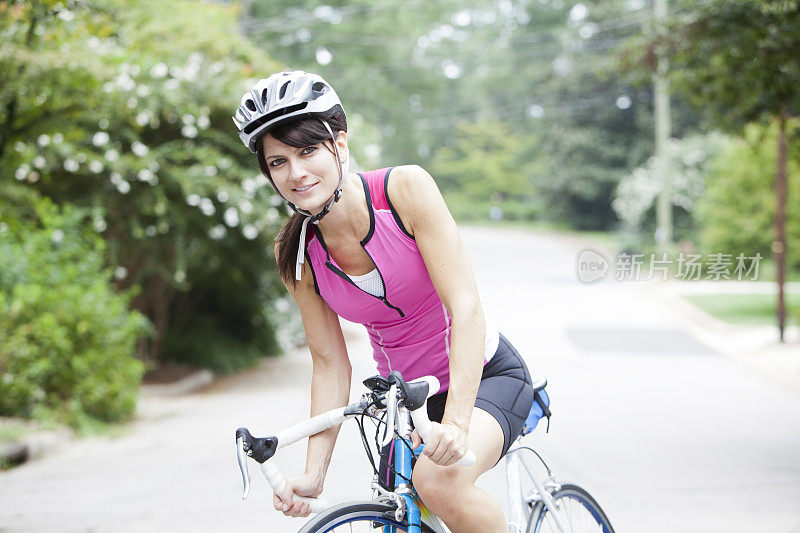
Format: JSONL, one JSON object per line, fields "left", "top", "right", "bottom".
{"left": 232, "top": 71, "right": 348, "bottom": 282}
{"left": 232, "top": 70, "right": 345, "bottom": 154}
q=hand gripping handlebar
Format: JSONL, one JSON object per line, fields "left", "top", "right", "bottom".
{"left": 235, "top": 373, "right": 476, "bottom": 514}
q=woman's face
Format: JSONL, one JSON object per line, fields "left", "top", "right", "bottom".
{"left": 261, "top": 131, "right": 347, "bottom": 212}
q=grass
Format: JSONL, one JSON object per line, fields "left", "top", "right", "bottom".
{"left": 683, "top": 293, "right": 800, "bottom": 326}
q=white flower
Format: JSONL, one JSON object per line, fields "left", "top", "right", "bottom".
{"left": 242, "top": 224, "right": 258, "bottom": 240}
{"left": 92, "top": 131, "right": 110, "bottom": 146}
{"left": 181, "top": 125, "right": 198, "bottom": 138}
{"left": 15, "top": 165, "right": 30, "bottom": 180}
{"left": 187, "top": 194, "right": 201, "bottom": 206}
{"left": 267, "top": 207, "right": 280, "bottom": 223}
{"left": 89, "top": 160, "right": 104, "bottom": 173}
{"left": 224, "top": 207, "right": 239, "bottom": 227}
{"left": 52, "top": 133, "right": 64, "bottom": 143}
{"left": 200, "top": 198, "right": 215, "bottom": 216}
{"left": 136, "top": 111, "right": 150, "bottom": 126}
{"left": 239, "top": 200, "right": 253, "bottom": 214}
{"left": 138, "top": 169, "right": 155, "bottom": 183}
{"left": 136, "top": 84, "right": 151, "bottom": 97}
{"left": 208, "top": 224, "right": 227, "bottom": 240}
{"left": 151, "top": 63, "right": 168, "bottom": 78}
{"left": 182, "top": 114, "right": 195, "bottom": 125}
{"left": 105, "top": 149, "right": 119, "bottom": 162}
{"left": 51, "top": 229, "right": 65, "bottom": 244}
{"left": 94, "top": 218, "right": 107, "bottom": 232}
{"left": 33, "top": 155, "right": 46, "bottom": 169}
{"left": 216, "top": 190, "right": 228, "bottom": 202}
{"left": 37, "top": 134, "right": 50, "bottom": 147}
{"left": 197, "top": 115, "right": 210, "bottom": 129}
{"left": 98, "top": 118, "right": 110, "bottom": 129}
{"left": 132, "top": 142, "right": 149, "bottom": 157}
{"left": 64, "top": 159, "right": 79, "bottom": 172}
{"left": 116, "top": 180, "right": 131, "bottom": 194}
{"left": 114, "top": 266, "right": 128, "bottom": 280}
{"left": 145, "top": 225, "right": 157, "bottom": 237}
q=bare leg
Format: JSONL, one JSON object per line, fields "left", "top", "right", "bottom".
{"left": 412, "top": 408, "right": 508, "bottom": 533}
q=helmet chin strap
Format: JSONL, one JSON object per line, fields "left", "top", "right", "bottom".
{"left": 292, "top": 120, "right": 348, "bottom": 281}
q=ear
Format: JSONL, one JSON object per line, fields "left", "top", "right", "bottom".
{"left": 334, "top": 130, "right": 349, "bottom": 162}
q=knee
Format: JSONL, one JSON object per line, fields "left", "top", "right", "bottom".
{"left": 412, "top": 461, "right": 468, "bottom": 518}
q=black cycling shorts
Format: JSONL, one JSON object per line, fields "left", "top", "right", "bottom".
{"left": 426, "top": 333, "right": 535, "bottom": 461}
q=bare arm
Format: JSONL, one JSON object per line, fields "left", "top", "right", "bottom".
{"left": 388, "top": 165, "right": 486, "bottom": 458}
{"left": 274, "top": 244, "right": 351, "bottom": 514}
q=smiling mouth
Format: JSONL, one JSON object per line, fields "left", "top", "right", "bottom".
{"left": 293, "top": 183, "right": 318, "bottom": 192}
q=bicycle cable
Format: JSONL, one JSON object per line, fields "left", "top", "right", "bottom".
{"left": 510, "top": 445, "right": 553, "bottom": 476}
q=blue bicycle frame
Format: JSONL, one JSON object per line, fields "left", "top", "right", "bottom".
{"left": 384, "top": 437, "right": 424, "bottom": 533}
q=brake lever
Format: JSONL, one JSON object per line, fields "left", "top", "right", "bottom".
{"left": 382, "top": 384, "right": 398, "bottom": 447}
{"left": 236, "top": 435, "right": 251, "bottom": 500}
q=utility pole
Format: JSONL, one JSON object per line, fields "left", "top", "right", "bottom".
{"left": 654, "top": 0, "right": 672, "bottom": 249}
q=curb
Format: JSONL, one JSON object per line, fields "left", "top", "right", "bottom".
{"left": 140, "top": 368, "right": 215, "bottom": 396}
{"left": 0, "top": 425, "right": 75, "bottom": 469}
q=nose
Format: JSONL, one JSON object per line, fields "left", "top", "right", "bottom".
{"left": 286, "top": 158, "right": 309, "bottom": 184}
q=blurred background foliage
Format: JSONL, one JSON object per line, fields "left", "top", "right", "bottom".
{"left": 0, "top": 0, "right": 798, "bottom": 426}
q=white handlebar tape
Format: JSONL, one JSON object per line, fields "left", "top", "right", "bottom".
{"left": 408, "top": 380, "right": 477, "bottom": 468}
{"left": 275, "top": 407, "right": 347, "bottom": 450}
{"left": 262, "top": 462, "right": 329, "bottom": 514}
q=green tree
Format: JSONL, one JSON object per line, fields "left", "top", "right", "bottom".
{"left": 698, "top": 122, "right": 800, "bottom": 274}
{"left": 665, "top": 0, "right": 800, "bottom": 339}
{"left": 1, "top": 0, "right": 286, "bottom": 367}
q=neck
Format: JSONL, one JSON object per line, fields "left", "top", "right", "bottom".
{"left": 315, "top": 173, "right": 366, "bottom": 240}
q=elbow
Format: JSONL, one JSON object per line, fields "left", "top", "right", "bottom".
{"left": 449, "top": 300, "right": 485, "bottom": 329}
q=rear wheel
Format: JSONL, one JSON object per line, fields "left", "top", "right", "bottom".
{"left": 299, "top": 501, "right": 439, "bottom": 532}
{"left": 527, "top": 484, "right": 614, "bottom": 533}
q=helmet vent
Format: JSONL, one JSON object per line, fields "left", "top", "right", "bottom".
{"left": 312, "top": 81, "right": 326, "bottom": 93}
{"left": 279, "top": 81, "right": 291, "bottom": 99}
{"left": 245, "top": 99, "right": 256, "bottom": 112}
{"left": 261, "top": 88, "right": 269, "bottom": 104}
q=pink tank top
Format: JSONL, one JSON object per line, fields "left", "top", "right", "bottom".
{"left": 304, "top": 167, "right": 486, "bottom": 392}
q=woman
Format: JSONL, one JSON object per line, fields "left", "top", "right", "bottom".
{"left": 233, "top": 70, "right": 535, "bottom": 532}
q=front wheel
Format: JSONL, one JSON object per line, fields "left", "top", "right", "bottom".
{"left": 527, "top": 484, "right": 614, "bottom": 533}
{"left": 299, "top": 501, "right": 439, "bottom": 532}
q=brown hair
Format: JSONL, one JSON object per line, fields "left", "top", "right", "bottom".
{"left": 255, "top": 115, "right": 347, "bottom": 285}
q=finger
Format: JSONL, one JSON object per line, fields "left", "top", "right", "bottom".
{"left": 281, "top": 486, "right": 294, "bottom": 512}
{"left": 410, "top": 429, "right": 422, "bottom": 449}
{"left": 273, "top": 492, "right": 283, "bottom": 511}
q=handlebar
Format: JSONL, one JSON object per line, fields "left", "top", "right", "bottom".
{"left": 235, "top": 372, "right": 476, "bottom": 513}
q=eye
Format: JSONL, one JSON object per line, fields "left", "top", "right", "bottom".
{"left": 301, "top": 146, "right": 317, "bottom": 156}
{"left": 268, "top": 157, "right": 285, "bottom": 167}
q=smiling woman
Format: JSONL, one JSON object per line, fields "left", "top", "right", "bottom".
{"left": 231, "top": 71, "right": 537, "bottom": 533}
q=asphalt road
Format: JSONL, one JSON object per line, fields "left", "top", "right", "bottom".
{"left": 1, "top": 225, "right": 799, "bottom": 532}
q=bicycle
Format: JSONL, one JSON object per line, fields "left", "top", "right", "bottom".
{"left": 235, "top": 371, "right": 615, "bottom": 532}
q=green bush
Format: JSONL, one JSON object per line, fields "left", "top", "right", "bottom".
{"left": 0, "top": 199, "right": 150, "bottom": 428}
{"left": 697, "top": 121, "right": 800, "bottom": 273}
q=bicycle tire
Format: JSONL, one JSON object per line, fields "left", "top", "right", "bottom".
{"left": 527, "top": 483, "right": 615, "bottom": 533}
{"left": 298, "top": 500, "right": 440, "bottom": 533}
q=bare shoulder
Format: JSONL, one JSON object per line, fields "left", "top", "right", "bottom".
{"left": 387, "top": 164, "right": 438, "bottom": 200}
{"left": 386, "top": 165, "right": 451, "bottom": 237}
